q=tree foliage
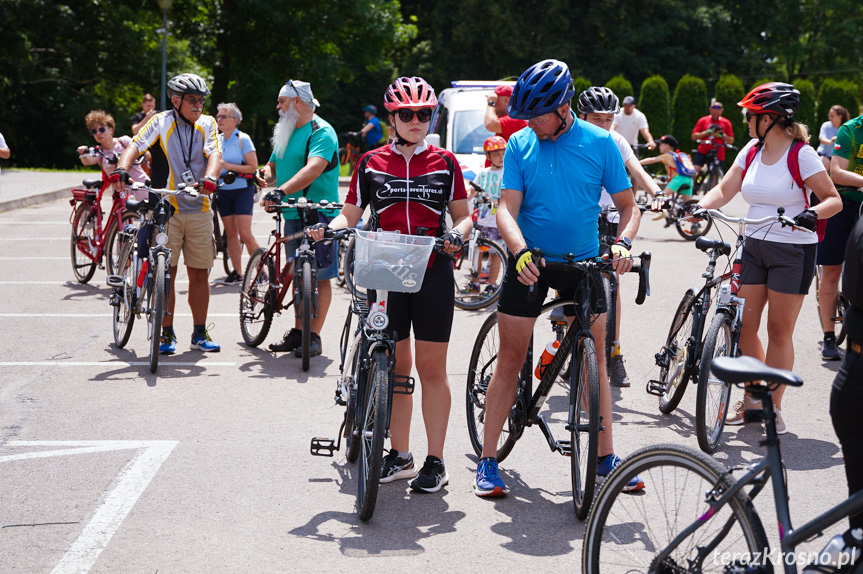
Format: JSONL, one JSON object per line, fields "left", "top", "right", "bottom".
{"left": 639, "top": 76, "right": 671, "bottom": 138}
{"left": 605, "top": 75, "right": 634, "bottom": 104}
{"left": 572, "top": 77, "right": 593, "bottom": 102}
{"left": 713, "top": 74, "right": 745, "bottom": 146}
{"left": 818, "top": 79, "right": 861, "bottom": 126}
{"left": 672, "top": 75, "right": 708, "bottom": 148}
{"left": 795, "top": 79, "right": 817, "bottom": 144}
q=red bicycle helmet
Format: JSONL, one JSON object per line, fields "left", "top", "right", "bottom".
{"left": 384, "top": 77, "right": 438, "bottom": 111}
{"left": 483, "top": 136, "right": 507, "bottom": 153}
{"left": 738, "top": 82, "right": 800, "bottom": 116}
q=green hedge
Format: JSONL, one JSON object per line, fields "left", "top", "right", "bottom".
{"left": 639, "top": 75, "right": 670, "bottom": 138}
{"left": 713, "top": 74, "right": 745, "bottom": 147}
{"left": 572, "top": 76, "right": 593, "bottom": 103}
{"left": 818, "top": 79, "right": 860, "bottom": 125}
{"left": 605, "top": 75, "right": 634, "bottom": 104}
{"left": 672, "top": 74, "right": 708, "bottom": 149}
{"left": 795, "top": 79, "right": 817, "bottom": 145}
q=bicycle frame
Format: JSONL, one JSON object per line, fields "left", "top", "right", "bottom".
{"left": 69, "top": 177, "right": 126, "bottom": 264}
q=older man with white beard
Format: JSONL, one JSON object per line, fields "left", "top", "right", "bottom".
{"left": 257, "top": 80, "right": 340, "bottom": 358}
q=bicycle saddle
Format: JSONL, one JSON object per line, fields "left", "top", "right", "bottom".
{"left": 695, "top": 236, "right": 731, "bottom": 256}
{"left": 711, "top": 356, "right": 803, "bottom": 387}
{"left": 83, "top": 178, "right": 102, "bottom": 189}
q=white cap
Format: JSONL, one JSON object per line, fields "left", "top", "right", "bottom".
{"left": 278, "top": 80, "right": 321, "bottom": 108}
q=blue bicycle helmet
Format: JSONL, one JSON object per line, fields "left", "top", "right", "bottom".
{"left": 507, "top": 59, "right": 576, "bottom": 120}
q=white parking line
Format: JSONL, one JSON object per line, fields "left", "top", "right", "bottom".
{"left": 0, "top": 257, "right": 68, "bottom": 260}
{"left": 0, "top": 440, "right": 179, "bottom": 574}
{"left": 0, "top": 237, "right": 68, "bottom": 240}
{"left": 0, "top": 362, "right": 237, "bottom": 367}
{"left": 0, "top": 313, "right": 240, "bottom": 317}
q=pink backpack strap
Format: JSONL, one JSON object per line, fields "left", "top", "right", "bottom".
{"left": 787, "top": 140, "right": 807, "bottom": 199}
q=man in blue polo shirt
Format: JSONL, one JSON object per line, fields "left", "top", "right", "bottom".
{"left": 358, "top": 105, "right": 383, "bottom": 149}
{"left": 472, "top": 59, "right": 643, "bottom": 497}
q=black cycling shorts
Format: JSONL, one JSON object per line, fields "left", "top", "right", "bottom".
{"left": 817, "top": 196, "right": 862, "bottom": 266}
{"left": 368, "top": 257, "right": 454, "bottom": 343}
{"left": 497, "top": 253, "right": 606, "bottom": 318}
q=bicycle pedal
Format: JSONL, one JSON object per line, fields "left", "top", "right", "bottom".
{"left": 557, "top": 439, "right": 572, "bottom": 456}
{"left": 106, "top": 275, "right": 124, "bottom": 288}
{"left": 310, "top": 437, "right": 338, "bottom": 457}
{"left": 646, "top": 380, "right": 667, "bottom": 397}
{"left": 334, "top": 395, "right": 346, "bottom": 407}
{"left": 393, "top": 375, "right": 415, "bottom": 395}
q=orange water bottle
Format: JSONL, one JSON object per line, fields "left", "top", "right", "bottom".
{"left": 535, "top": 340, "right": 560, "bottom": 379}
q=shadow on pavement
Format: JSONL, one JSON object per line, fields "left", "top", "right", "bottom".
{"left": 236, "top": 342, "right": 335, "bottom": 383}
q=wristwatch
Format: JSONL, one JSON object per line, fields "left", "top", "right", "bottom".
{"left": 614, "top": 236, "right": 633, "bottom": 250}
{"left": 488, "top": 100, "right": 496, "bottom": 107}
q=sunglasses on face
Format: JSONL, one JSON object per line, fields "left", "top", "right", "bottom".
{"left": 396, "top": 108, "right": 433, "bottom": 123}
{"left": 183, "top": 96, "right": 206, "bottom": 105}
{"left": 215, "top": 114, "right": 234, "bottom": 120}
{"left": 745, "top": 111, "right": 760, "bottom": 122}
{"left": 90, "top": 126, "right": 108, "bottom": 134}
{"left": 711, "top": 105, "right": 723, "bottom": 110}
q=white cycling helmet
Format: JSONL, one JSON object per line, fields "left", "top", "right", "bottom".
{"left": 167, "top": 73, "right": 210, "bottom": 98}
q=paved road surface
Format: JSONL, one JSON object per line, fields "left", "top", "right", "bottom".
{"left": 0, "top": 193, "right": 849, "bottom": 573}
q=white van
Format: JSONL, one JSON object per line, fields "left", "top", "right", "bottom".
{"left": 426, "top": 81, "right": 515, "bottom": 179}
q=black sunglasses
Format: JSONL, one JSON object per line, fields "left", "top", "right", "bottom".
{"left": 90, "top": 126, "right": 108, "bottom": 134}
{"left": 396, "top": 108, "right": 433, "bottom": 123}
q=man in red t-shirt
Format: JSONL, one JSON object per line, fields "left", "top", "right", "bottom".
{"left": 483, "top": 85, "right": 527, "bottom": 166}
{"left": 691, "top": 101, "right": 735, "bottom": 170}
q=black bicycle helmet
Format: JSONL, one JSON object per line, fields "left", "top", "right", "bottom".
{"left": 577, "top": 87, "right": 620, "bottom": 115}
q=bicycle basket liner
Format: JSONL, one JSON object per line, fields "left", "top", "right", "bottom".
{"left": 353, "top": 230, "right": 435, "bottom": 293}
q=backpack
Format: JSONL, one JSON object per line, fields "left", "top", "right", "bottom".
{"left": 671, "top": 150, "right": 698, "bottom": 177}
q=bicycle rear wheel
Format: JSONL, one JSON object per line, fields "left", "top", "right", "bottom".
{"left": 299, "top": 260, "right": 313, "bottom": 371}
{"left": 453, "top": 238, "right": 506, "bottom": 310}
{"left": 602, "top": 274, "right": 616, "bottom": 374}
{"left": 344, "top": 335, "right": 363, "bottom": 463}
{"left": 570, "top": 336, "right": 600, "bottom": 520}
{"left": 105, "top": 212, "right": 140, "bottom": 276}
{"left": 658, "top": 289, "right": 696, "bottom": 414}
{"left": 696, "top": 312, "right": 734, "bottom": 453}
{"left": 676, "top": 199, "right": 713, "bottom": 240}
{"left": 465, "top": 311, "right": 518, "bottom": 461}
{"left": 70, "top": 203, "right": 99, "bottom": 283}
{"left": 583, "top": 443, "right": 769, "bottom": 574}
{"left": 239, "top": 248, "right": 274, "bottom": 347}
{"left": 357, "top": 348, "right": 388, "bottom": 521}
{"left": 112, "top": 245, "right": 136, "bottom": 348}
{"left": 148, "top": 253, "right": 166, "bottom": 374}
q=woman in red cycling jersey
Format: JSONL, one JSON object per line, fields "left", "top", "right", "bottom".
{"left": 309, "top": 77, "right": 471, "bottom": 493}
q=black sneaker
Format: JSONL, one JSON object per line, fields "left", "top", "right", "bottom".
{"left": 222, "top": 271, "right": 243, "bottom": 286}
{"left": 821, "top": 337, "right": 842, "bottom": 361}
{"left": 609, "top": 355, "right": 631, "bottom": 387}
{"left": 410, "top": 455, "right": 449, "bottom": 493}
{"left": 380, "top": 450, "right": 417, "bottom": 483}
{"left": 294, "top": 332, "right": 322, "bottom": 358}
{"left": 269, "top": 328, "right": 302, "bottom": 352}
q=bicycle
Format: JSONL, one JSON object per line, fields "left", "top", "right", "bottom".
{"left": 69, "top": 146, "right": 143, "bottom": 283}
{"left": 816, "top": 265, "right": 850, "bottom": 346}
{"left": 453, "top": 190, "right": 507, "bottom": 310}
{"left": 647, "top": 208, "right": 811, "bottom": 453}
{"left": 238, "top": 192, "right": 342, "bottom": 371}
{"left": 310, "top": 228, "right": 451, "bottom": 521}
{"left": 584, "top": 354, "right": 863, "bottom": 574}
{"left": 465, "top": 249, "right": 650, "bottom": 519}
{"left": 693, "top": 139, "right": 738, "bottom": 195}
{"left": 641, "top": 171, "right": 713, "bottom": 240}
{"left": 107, "top": 181, "right": 198, "bottom": 373}
{"left": 341, "top": 219, "right": 371, "bottom": 302}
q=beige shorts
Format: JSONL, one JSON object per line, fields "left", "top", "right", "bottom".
{"left": 165, "top": 211, "right": 216, "bottom": 269}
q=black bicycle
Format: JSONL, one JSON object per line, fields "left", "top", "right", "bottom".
{"left": 466, "top": 249, "right": 650, "bottom": 519}
{"left": 585, "top": 355, "right": 863, "bottom": 574}
{"left": 693, "top": 139, "right": 737, "bottom": 195}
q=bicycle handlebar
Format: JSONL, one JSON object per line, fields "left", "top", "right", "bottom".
{"left": 694, "top": 207, "right": 815, "bottom": 234}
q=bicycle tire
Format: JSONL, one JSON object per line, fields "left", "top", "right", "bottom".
{"left": 357, "top": 348, "right": 388, "bottom": 521}
{"left": 658, "top": 289, "right": 697, "bottom": 414}
{"left": 221, "top": 229, "right": 232, "bottom": 276}
{"left": 105, "top": 213, "right": 140, "bottom": 276}
{"left": 239, "top": 248, "right": 274, "bottom": 347}
{"left": 465, "top": 311, "right": 518, "bottom": 462}
{"left": 696, "top": 312, "right": 734, "bottom": 453}
{"left": 112, "top": 244, "right": 136, "bottom": 348}
{"left": 344, "top": 335, "right": 363, "bottom": 463}
{"left": 707, "top": 165, "right": 723, "bottom": 191}
{"left": 571, "top": 336, "right": 600, "bottom": 520}
{"left": 676, "top": 199, "right": 713, "bottom": 240}
{"left": 148, "top": 253, "right": 166, "bottom": 374}
{"left": 583, "top": 443, "right": 770, "bottom": 574}
{"left": 602, "top": 274, "right": 616, "bottom": 374}
{"left": 300, "top": 260, "right": 313, "bottom": 372}
{"left": 453, "top": 238, "right": 507, "bottom": 310}
{"left": 70, "top": 203, "right": 98, "bottom": 283}
{"left": 343, "top": 235, "right": 368, "bottom": 301}
{"left": 335, "top": 236, "right": 348, "bottom": 287}
{"left": 816, "top": 266, "right": 850, "bottom": 346}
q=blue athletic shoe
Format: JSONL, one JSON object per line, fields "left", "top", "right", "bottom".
{"left": 190, "top": 330, "right": 221, "bottom": 352}
{"left": 473, "top": 457, "right": 508, "bottom": 497}
{"left": 159, "top": 329, "right": 177, "bottom": 355}
{"left": 596, "top": 453, "right": 645, "bottom": 492}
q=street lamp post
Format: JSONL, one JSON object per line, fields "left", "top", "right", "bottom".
{"left": 156, "top": 0, "right": 173, "bottom": 111}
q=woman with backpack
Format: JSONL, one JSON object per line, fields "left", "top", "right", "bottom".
{"left": 687, "top": 82, "right": 842, "bottom": 434}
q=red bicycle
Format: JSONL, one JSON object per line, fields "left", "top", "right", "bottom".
{"left": 69, "top": 146, "right": 142, "bottom": 283}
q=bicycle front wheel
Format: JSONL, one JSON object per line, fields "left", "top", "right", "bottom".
{"left": 583, "top": 443, "right": 770, "bottom": 574}
{"left": 299, "top": 260, "right": 313, "bottom": 371}
{"left": 148, "top": 253, "right": 166, "bottom": 374}
{"left": 357, "top": 348, "right": 389, "bottom": 521}
{"left": 105, "top": 212, "right": 140, "bottom": 276}
{"left": 112, "top": 244, "right": 136, "bottom": 348}
{"left": 658, "top": 289, "right": 696, "bottom": 414}
{"left": 602, "top": 274, "right": 616, "bottom": 373}
{"left": 676, "top": 199, "right": 713, "bottom": 240}
{"left": 570, "top": 336, "right": 600, "bottom": 520}
{"left": 696, "top": 312, "right": 734, "bottom": 453}
{"left": 239, "top": 248, "right": 274, "bottom": 347}
{"left": 453, "top": 238, "right": 507, "bottom": 310}
{"left": 70, "top": 203, "right": 99, "bottom": 283}
{"left": 465, "top": 311, "right": 518, "bottom": 461}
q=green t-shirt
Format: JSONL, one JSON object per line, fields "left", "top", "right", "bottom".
{"left": 269, "top": 116, "right": 340, "bottom": 219}
{"left": 831, "top": 115, "right": 863, "bottom": 203}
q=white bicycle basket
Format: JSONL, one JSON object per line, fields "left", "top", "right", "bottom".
{"left": 353, "top": 230, "right": 435, "bottom": 293}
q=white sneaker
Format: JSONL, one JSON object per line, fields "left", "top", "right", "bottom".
{"left": 726, "top": 395, "right": 762, "bottom": 425}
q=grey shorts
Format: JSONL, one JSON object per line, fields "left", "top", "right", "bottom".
{"left": 741, "top": 237, "right": 816, "bottom": 295}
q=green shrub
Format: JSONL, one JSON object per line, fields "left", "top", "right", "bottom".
{"left": 818, "top": 78, "right": 860, "bottom": 125}
{"left": 572, "top": 76, "right": 593, "bottom": 101}
{"left": 638, "top": 75, "right": 670, "bottom": 138}
{"left": 605, "top": 75, "right": 634, "bottom": 104}
{"left": 672, "top": 74, "right": 708, "bottom": 149}
{"left": 795, "top": 79, "right": 817, "bottom": 145}
{"left": 713, "top": 74, "right": 745, "bottom": 146}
